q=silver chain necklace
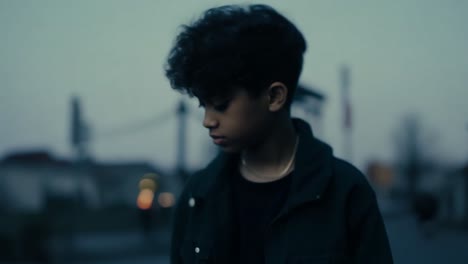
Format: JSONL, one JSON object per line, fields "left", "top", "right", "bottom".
{"left": 241, "top": 136, "right": 299, "bottom": 179}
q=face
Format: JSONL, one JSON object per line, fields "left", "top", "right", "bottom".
{"left": 199, "top": 88, "right": 272, "bottom": 153}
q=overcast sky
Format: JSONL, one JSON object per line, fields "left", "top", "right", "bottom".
{"left": 1, "top": 0, "right": 467, "bottom": 172}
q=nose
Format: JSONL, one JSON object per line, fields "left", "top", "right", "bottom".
{"left": 203, "top": 109, "right": 218, "bottom": 129}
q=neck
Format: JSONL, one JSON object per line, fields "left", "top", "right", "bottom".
{"left": 241, "top": 116, "right": 297, "bottom": 182}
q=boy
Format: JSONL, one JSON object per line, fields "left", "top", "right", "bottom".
{"left": 165, "top": 4, "right": 393, "bottom": 264}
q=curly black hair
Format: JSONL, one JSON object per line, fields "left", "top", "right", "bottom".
{"left": 165, "top": 4, "right": 307, "bottom": 107}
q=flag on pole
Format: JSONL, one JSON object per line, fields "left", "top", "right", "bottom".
{"left": 341, "top": 66, "right": 352, "bottom": 129}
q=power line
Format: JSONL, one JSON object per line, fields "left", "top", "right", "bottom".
{"left": 94, "top": 109, "right": 175, "bottom": 141}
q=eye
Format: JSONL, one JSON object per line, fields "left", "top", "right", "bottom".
{"left": 213, "top": 101, "right": 230, "bottom": 112}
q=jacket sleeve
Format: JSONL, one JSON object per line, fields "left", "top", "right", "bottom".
{"left": 346, "top": 180, "right": 394, "bottom": 263}
{"left": 170, "top": 185, "right": 190, "bottom": 264}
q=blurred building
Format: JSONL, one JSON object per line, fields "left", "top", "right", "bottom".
{"left": 0, "top": 150, "right": 172, "bottom": 213}
{"left": 381, "top": 159, "right": 468, "bottom": 227}
{"left": 0, "top": 150, "right": 178, "bottom": 261}
{"left": 439, "top": 163, "right": 468, "bottom": 225}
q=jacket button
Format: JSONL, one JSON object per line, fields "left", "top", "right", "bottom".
{"left": 195, "top": 247, "right": 200, "bottom": 254}
{"left": 189, "top": 197, "right": 196, "bottom": 207}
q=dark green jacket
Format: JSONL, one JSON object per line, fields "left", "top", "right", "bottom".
{"left": 171, "top": 119, "right": 393, "bottom": 264}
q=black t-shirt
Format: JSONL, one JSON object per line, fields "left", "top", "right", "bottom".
{"left": 231, "top": 169, "right": 292, "bottom": 264}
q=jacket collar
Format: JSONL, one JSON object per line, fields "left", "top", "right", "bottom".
{"left": 287, "top": 119, "right": 333, "bottom": 208}
{"left": 191, "top": 118, "right": 334, "bottom": 209}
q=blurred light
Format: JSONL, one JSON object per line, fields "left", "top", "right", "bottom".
{"left": 366, "top": 162, "right": 394, "bottom": 189}
{"left": 158, "top": 192, "right": 175, "bottom": 208}
{"left": 143, "top": 172, "right": 159, "bottom": 180}
{"left": 137, "top": 189, "right": 154, "bottom": 210}
{"left": 139, "top": 178, "right": 158, "bottom": 192}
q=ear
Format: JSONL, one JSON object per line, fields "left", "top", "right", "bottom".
{"left": 267, "top": 82, "right": 288, "bottom": 112}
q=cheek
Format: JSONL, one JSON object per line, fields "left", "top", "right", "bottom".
{"left": 238, "top": 109, "right": 269, "bottom": 138}
{"left": 223, "top": 97, "right": 269, "bottom": 140}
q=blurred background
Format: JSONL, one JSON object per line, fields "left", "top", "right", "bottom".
{"left": 1, "top": 0, "right": 467, "bottom": 263}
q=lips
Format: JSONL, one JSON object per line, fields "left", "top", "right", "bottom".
{"left": 210, "top": 135, "right": 227, "bottom": 145}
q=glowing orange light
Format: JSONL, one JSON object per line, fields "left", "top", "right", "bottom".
{"left": 137, "top": 189, "right": 154, "bottom": 210}
{"left": 367, "top": 162, "right": 394, "bottom": 190}
{"left": 158, "top": 192, "right": 175, "bottom": 208}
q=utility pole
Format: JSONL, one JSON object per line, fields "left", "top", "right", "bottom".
{"left": 70, "top": 96, "right": 90, "bottom": 162}
{"left": 340, "top": 65, "right": 353, "bottom": 163}
{"left": 176, "top": 99, "right": 188, "bottom": 182}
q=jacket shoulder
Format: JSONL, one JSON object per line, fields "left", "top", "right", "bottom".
{"left": 181, "top": 155, "right": 221, "bottom": 193}
{"left": 332, "top": 158, "right": 375, "bottom": 196}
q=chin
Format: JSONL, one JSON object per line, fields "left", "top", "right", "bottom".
{"left": 217, "top": 144, "right": 242, "bottom": 153}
